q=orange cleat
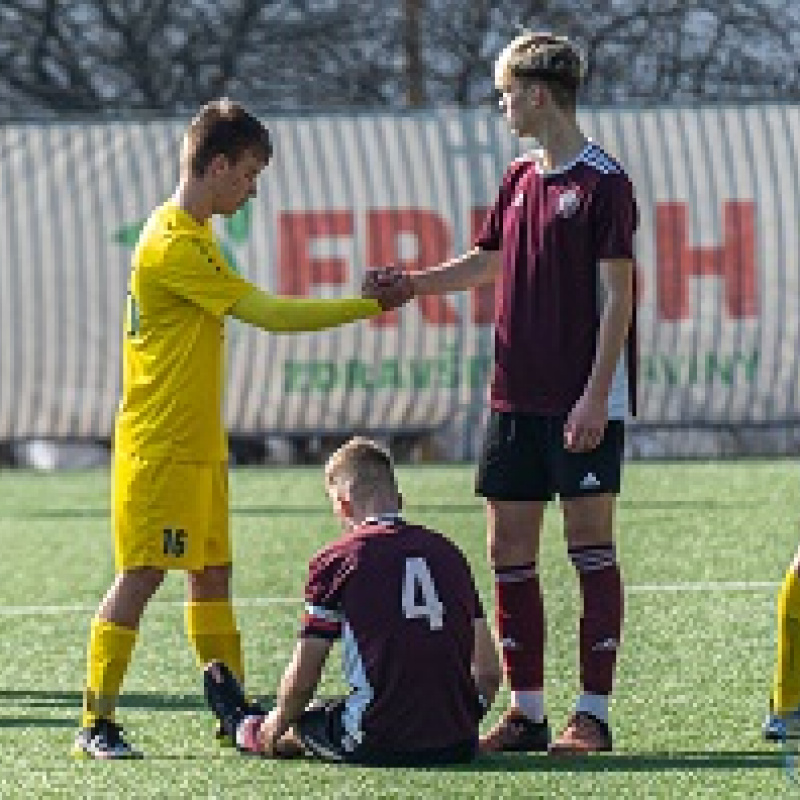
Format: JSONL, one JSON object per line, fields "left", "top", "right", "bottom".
{"left": 548, "top": 712, "right": 612, "bottom": 755}
{"left": 479, "top": 708, "right": 550, "bottom": 754}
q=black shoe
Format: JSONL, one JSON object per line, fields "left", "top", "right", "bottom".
{"left": 214, "top": 700, "right": 265, "bottom": 748}
{"left": 764, "top": 697, "right": 800, "bottom": 742}
{"left": 72, "top": 719, "right": 142, "bottom": 760}
{"left": 203, "top": 661, "right": 263, "bottom": 744}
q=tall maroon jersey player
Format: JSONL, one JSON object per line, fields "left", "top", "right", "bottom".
{"left": 363, "top": 32, "right": 637, "bottom": 755}
{"left": 205, "top": 437, "right": 501, "bottom": 765}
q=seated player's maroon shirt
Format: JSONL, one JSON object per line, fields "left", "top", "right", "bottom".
{"left": 302, "top": 516, "right": 484, "bottom": 755}
{"left": 475, "top": 142, "right": 638, "bottom": 415}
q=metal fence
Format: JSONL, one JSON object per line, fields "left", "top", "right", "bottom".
{"left": 0, "top": 105, "right": 796, "bottom": 458}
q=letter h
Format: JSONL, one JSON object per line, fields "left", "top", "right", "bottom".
{"left": 656, "top": 201, "right": 757, "bottom": 320}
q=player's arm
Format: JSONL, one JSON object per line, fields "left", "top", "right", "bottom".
{"left": 586, "top": 258, "right": 634, "bottom": 402}
{"left": 257, "top": 636, "right": 332, "bottom": 754}
{"left": 363, "top": 247, "right": 499, "bottom": 302}
{"left": 230, "top": 285, "right": 384, "bottom": 332}
{"left": 564, "top": 258, "right": 633, "bottom": 452}
{"left": 410, "top": 247, "right": 499, "bottom": 295}
{"left": 472, "top": 616, "right": 502, "bottom": 718}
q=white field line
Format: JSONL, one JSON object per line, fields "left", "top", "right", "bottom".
{"left": 627, "top": 581, "right": 778, "bottom": 592}
{"left": 0, "top": 597, "right": 298, "bottom": 616}
{"left": 0, "top": 581, "right": 781, "bottom": 616}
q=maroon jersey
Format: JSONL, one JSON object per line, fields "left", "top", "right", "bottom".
{"left": 301, "top": 517, "right": 484, "bottom": 754}
{"left": 475, "top": 142, "right": 638, "bottom": 415}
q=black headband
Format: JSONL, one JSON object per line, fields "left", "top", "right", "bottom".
{"left": 511, "top": 65, "right": 581, "bottom": 85}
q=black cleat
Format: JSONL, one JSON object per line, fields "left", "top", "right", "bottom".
{"left": 72, "top": 719, "right": 142, "bottom": 760}
{"left": 203, "top": 661, "right": 263, "bottom": 745}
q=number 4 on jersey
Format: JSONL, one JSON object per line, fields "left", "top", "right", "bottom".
{"left": 402, "top": 557, "right": 445, "bottom": 630}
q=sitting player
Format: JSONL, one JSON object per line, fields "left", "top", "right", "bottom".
{"left": 204, "top": 436, "right": 501, "bottom": 765}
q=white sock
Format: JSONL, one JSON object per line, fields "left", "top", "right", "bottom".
{"left": 575, "top": 693, "right": 609, "bottom": 725}
{"left": 512, "top": 690, "right": 545, "bottom": 723}
{"left": 235, "top": 715, "right": 264, "bottom": 752}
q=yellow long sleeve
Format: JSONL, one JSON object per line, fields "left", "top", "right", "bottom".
{"left": 230, "top": 286, "right": 381, "bottom": 332}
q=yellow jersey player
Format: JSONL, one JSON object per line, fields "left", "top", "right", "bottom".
{"left": 73, "top": 99, "right": 412, "bottom": 759}
{"left": 764, "top": 546, "right": 800, "bottom": 742}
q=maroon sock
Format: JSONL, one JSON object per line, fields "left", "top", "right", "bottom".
{"left": 494, "top": 562, "right": 545, "bottom": 691}
{"left": 568, "top": 545, "right": 624, "bottom": 695}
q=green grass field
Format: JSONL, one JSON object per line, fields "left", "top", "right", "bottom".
{"left": 0, "top": 461, "right": 797, "bottom": 798}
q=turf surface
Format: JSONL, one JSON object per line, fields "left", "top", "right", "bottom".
{"left": 0, "top": 461, "right": 795, "bottom": 797}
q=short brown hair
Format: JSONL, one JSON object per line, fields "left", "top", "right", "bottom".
{"left": 324, "top": 437, "right": 398, "bottom": 503}
{"left": 182, "top": 98, "right": 272, "bottom": 177}
{"left": 495, "top": 32, "right": 585, "bottom": 110}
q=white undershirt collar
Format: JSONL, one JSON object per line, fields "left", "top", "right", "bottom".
{"left": 363, "top": 513, "right": 404, "bottom": 525}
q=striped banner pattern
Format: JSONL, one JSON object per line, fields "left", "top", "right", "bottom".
{"left": 0, "top": 106, "right": 795, "bottom": 446}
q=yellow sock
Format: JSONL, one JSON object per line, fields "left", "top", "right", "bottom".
{"left": 81, "top": 617, "right": 137, "bottom": 728}
{"left": 186, "top": 600, "right": 244, "bottom": 684}
{"left": 774, "top": 567, "right": 800, "bottom": 716}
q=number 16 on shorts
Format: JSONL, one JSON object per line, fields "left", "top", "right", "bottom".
{"left": 163, "top": 528, "right": 188, "bottom": 557}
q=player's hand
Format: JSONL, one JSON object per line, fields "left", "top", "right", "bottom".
{"left": 273, "top": 728, "right": 305, "bottom": 759}
{"left": 564, "top": 389, "right": 608, "bottom": 452}
{"left": 361, "top": 266, "right": 415, "bottom": 311}
{"left": 259, "top": 715, "right": 304, "bottom": 758}
{"left": 257, "top": 708, "right": 286, "bottom": 757}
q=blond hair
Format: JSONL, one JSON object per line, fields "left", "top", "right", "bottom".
{"left": 494, "top": 32, "right": 586, "bottom": 109}
{"left": 324, "top": 437, "right": 398, "bottom": 503}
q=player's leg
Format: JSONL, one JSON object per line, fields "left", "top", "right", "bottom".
{"left": 203, "top": 661, "right": 263, "bottom": 741}
{"left": 765, "top": 545, "right": 800, "bottom": 741}
{"left": 75, "top": 453, "right": 177, "bottom": 760}
{"left": 187, "top": 565, "right": 243, "bottom": 684}
{"left": 74, "top": 567, "right": 164, "bottom": 759}
{"left": 75, "top": 455, "right": 208, "bottom": 759}
{"left": 203, "top": 661, "right": 302, "bottom": 757}
{"left": 475, "top": 411, "right": 552, "bottom": 753}
{"left": 549, "top": 420, "right": 625, "bottom": 755}
{"left": 186, "top": 461, "right": 254, "bottom": 742}
{"left": 296, "top": 698, "right": 477, "bottom": 766}
{"left": 478, "top": 498, "right": 552, "bottom": 754}
{"left": 185, "top": 462, "right": 244, "bottom": 684}
{"left": 293, "top": 699, "right": 349, "bottom": 762}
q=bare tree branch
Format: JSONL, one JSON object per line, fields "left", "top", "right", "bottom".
{"left": 0, "top": 0, "right": 798, "bottom": 118}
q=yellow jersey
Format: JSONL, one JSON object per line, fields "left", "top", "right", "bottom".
{"left": 115, "top": 202, "right": 251, "bottom": 462}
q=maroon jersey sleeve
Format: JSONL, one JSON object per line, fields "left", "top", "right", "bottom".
{"left": 301, "top": 543, "right": 357, "bottom": 640}
{"left": 592, "top": 172, "right": 638, "bottom": 260}
{"left": 474, "top": 158, "right": 535, "bottom": 251}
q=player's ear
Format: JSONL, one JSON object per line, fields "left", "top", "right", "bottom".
{"left": 207, "top": 153, "right": 230, "bottom": 177}
{"left": 339, "top": 493, "right": 354, "bottom": 520}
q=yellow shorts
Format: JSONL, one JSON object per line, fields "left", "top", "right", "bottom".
{"left": 113, "top": 454, "right": 230, "bottom": 572}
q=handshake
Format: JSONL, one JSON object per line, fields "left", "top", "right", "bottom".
{"left": 361, "top": 266, "right": 415, "bottom": 312}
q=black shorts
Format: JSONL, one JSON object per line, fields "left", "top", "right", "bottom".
{"left": 475, "top": 411, "right": 625, "bottom": 502}
{"left": 297, "top": 698, "right": 476, "bottom": 767}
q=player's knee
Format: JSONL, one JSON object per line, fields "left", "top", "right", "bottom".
{"left": 187, "top": 565, "right": 231, "bottom": 599}
{"left": 562, "top": 502, "right": 614, "bottom": 547}
{"left": 487, "top": 532, "right": 534, "bottom": 567}
{"left": 565, "top": 527, "right": 613, "bottom": 550}
{"left": 118, "top": 567, "right": 165, "bottom": 601}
